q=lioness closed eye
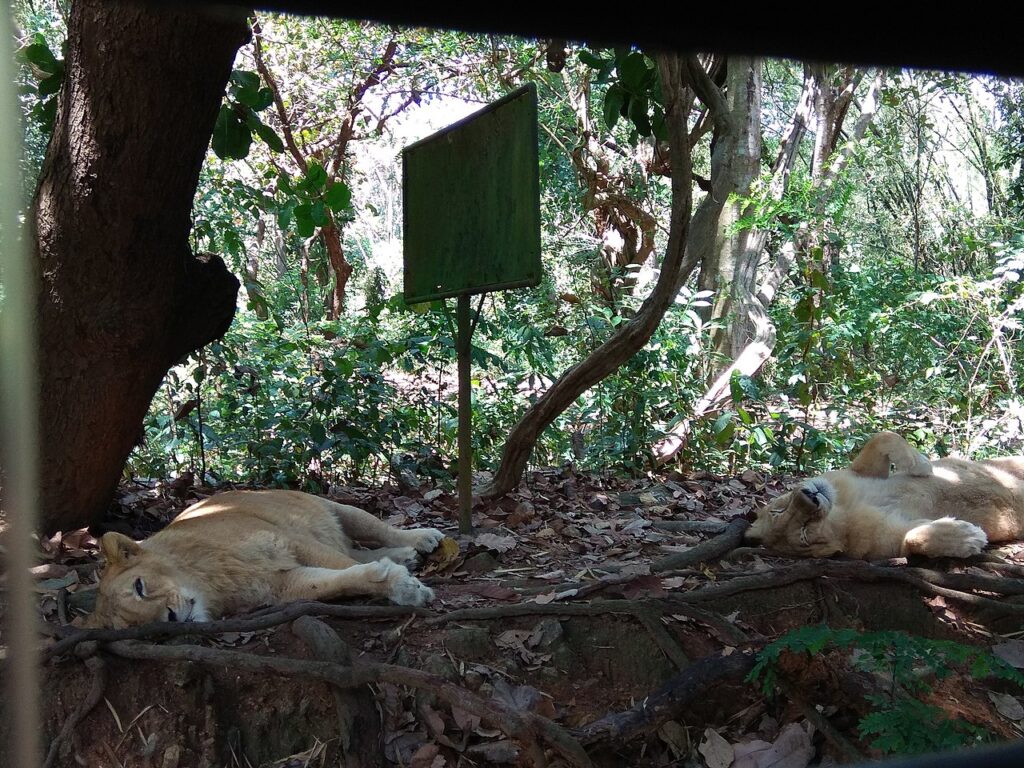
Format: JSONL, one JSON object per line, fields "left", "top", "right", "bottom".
{"left": 745, "top": 432, "right": 1024, "bottom": 560}
{"left": 86, "top": 490, "right": 446, "bottom": 628}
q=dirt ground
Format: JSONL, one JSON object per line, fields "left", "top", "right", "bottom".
{"left": 10, "top": 467, "right": 1024, "bottom": 767}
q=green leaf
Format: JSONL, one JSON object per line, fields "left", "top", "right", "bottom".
{"left": 20, "top": 42, "right": 59, "bottom": 74}
{"left": 223, "top": 228, "right": 243, "bottom": 256}
{"left": 252, "top": 87, "right": 274, "bottom": 111}
{"left": 294, "top": 204, "right": 315, "bottom": 237}
{"left": 251, "top": 120, "right": 284, "bottom": 152}
{"left": 324, "top": 182, "right": 352, "bottom": 211}
{"left": 230, "top": 70, "right": 261, "bottom": 91}
{"left": 234, "top": 84, "right": 263, "bottom": 108}
{"left": 713, "top": 411, "right": 735, "bottom": 445}
{"left": 37, "top": 67, "right": 64, "bottom": 97}
{"left": 277, "top": 203, "right": 294, "bottom": 229}
{"left": 603, "top": 85, "right": 626, "bottom": 130}
{"left": 310, "top": 200, "right": 329, "bottom": 226}
{"left": 628, "top": 95, "right": 652, "bottom": 137}
{"left": 34, "top": 97, "right": 57, "bottom": 131}
{"left": 619, "top": 52, "right": 652, "bottom": 93}
{"left": 305, "top": 161, "right": 328, "bottom": 190}
{"left": 578, "top": 50, "right": 607, "bottom": 69}
{"left": 211, "top": 105, "right": 252, "bottom": 160}
{"left": 651, "top": 107, "right": 668, "bottom": 141}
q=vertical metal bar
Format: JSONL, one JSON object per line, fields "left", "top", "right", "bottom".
{"left": 0, "top": 3, "right": 42, "bottom": 767}
{"left": 456, "top": 293, "right": 473, "bottom": 533}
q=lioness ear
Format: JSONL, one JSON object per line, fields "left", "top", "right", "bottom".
{"left": 100, "top": 532, "right": 141, "bottom": 565}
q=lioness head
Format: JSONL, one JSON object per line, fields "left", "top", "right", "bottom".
{"left": 86, "top": 533, "right": 207, "bottom": 628}
{"left": 745, "top": 478, "right": 843, "bottom": 557}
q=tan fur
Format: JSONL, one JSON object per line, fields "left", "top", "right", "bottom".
{"left": 86, "top": 490, "right": 446, "bottom": 628}
{"left": 745, "top": 432, "right": 1024, "bottom": 560}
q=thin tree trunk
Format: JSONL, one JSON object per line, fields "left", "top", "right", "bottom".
{"left": 481, "top": 54, "right": 704, "bottom": 499}
{"left": 322, "top": 220, "right": 352, "bottom": 318}
{"left": 697, "top": 57, "right": 763, "bottom": 358}
{"left": 33, "top": 1, "right": 248, "bottom": 533}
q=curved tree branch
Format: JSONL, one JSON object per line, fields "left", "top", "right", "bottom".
{"left": 481, "top": 52, "right": 699, "bottom": 499}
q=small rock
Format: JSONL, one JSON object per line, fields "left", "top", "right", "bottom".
{"left": 445, "top": 627, "right": 492, "bottom": 658}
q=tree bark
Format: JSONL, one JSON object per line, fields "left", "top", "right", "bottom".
{"left": 33, "top": 0, "right": 249, "bottom": 533}
{"left": 691, "top": 57, "right": 762, "bottom": 358}
{"left": 481, "top": 53, "right": 703, "bottom": 499}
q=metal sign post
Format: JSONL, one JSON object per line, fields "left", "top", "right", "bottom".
{"left": 456, "top": 295, "right": 473, "bottom": 532}
{"left": 403, "top": 84, "right": 541, "bottom": 533}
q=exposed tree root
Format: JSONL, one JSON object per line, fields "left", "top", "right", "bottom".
{"left": 43, "top": 656, "right": 106, "bottom": 768}
{"left": 292, "top": 616, "right": 380, "bottom": 767}
{"left": 650, "top": 516, "right": 751, "bottom": 572}
{"left": 97, "top": 633, "right": 593, "bottom": 768}
{"left": 44, "top": 602, "right": 425, "bottom": 662}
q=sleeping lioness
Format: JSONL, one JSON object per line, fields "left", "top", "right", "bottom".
{"left": 745, "top": 432, "right": 1024, "bottom": 560}
{"left": 86, "top": 490, "right": 446, "bottom": 628}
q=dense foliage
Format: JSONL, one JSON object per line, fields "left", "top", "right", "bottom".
{"left": 13, "top": 5, "right": 1024, "bottom": 491}
{"left": 750, "top": 626, "right": 1024, "bottom": 754}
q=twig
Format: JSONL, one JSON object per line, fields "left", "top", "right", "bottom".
{"left": 43, "top": 656, "right": 106, "bottom": 768}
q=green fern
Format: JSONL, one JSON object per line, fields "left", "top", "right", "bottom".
{"left": 748, "top": 626, "right": 1022, "bottom": 755}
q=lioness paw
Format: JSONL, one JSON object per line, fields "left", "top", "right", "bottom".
{"left": 372, "top": 558, "right": 435, "bottom": 606}
{"left": 387, "top": 546, "right": 421, "bottom": 567}
{"left": 796, "top": 478, "right": 834, "bottom": 516}
{"left": 904, "top": 517, "right": 988, "bottom": 559}
{"left": 409, "top": 527, "right": 446, "bottom": 554}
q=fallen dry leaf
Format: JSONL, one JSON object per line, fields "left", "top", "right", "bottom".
{"left": 658, "top": 720, "right": 689, "bottom": 759}
{"left": 475, "top": 532, "right": 517, "bottom": 553}
{"left": 699, "top": 727, "right": 733, "bottom": 768}
{"left": 734, "top": 721, "right": 814, "bottom": 768}
{"left": 993, "top": 640, "right": 1024, "bottom": 669}
{"left": 988, "top": 691, "right": 1024, "bottom": 721}
{"left": 422, "top": 537, "right": 461, "bottom": 574}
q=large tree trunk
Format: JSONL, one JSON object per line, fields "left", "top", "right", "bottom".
{"left": 33, "top": 0, "right": 249, "bottom": 533}
{"left": 481, "top": 53, "right": 708, "bottom": 499}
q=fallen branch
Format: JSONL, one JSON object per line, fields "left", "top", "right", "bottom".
{"left": 650, "top": 517, "right": 751, "bottom": 572}
{"left": 102, "top": 639, "right": 593, "bottom": 768}
{"left": 651, "top": 520, "right": 729, "bottom": 534}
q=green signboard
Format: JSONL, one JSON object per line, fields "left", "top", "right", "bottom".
{"left": 403, "top": 84, "right": 541, "bottom": 303}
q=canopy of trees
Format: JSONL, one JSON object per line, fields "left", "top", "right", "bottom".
{"left": 9, "top": 2, "right": 1024, "bottom": 528}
